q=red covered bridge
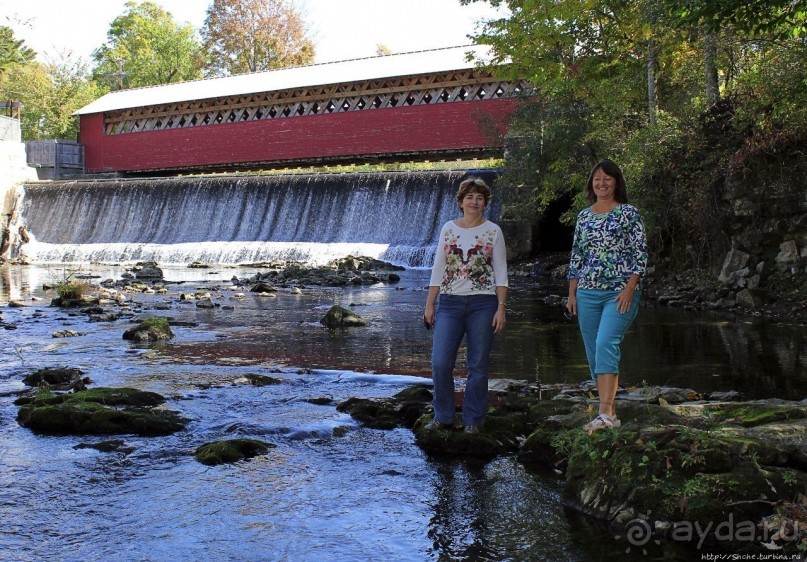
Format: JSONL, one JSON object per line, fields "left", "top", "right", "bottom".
{"left": 76, "top": 45, "right": 526, "bottom": 174}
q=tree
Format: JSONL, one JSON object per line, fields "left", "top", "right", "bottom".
{"left": 664, "top": 0, "right": 807, "bottom": 38}
{"left": 0, "top": 53, "right": 104, "bottom": 140}
{"left": 202, "top": 0, "right": 315, "bottom": 76}
{"left": 0, "top": 26, "right": 36, "bottom": 74}
{"left": 92, "top": 1, "right": 204, "bottom": 89}
{"left": 463, "top": 0, "right": 807, "bottom": 268}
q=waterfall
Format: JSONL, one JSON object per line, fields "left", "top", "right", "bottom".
{"left": 16, "top": 170, "right": 498, "bottom": 268}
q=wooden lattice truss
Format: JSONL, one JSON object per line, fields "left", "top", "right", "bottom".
{"left": 104, "top": 69, "right": 528, "bottom": 135}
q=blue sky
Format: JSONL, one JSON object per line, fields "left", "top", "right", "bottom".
{"left": 1, "top": 0, "right": 505, "bottom": 65}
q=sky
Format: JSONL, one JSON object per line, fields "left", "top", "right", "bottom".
{"left": 0, "top": 0, "right": 505, "bottom": 66}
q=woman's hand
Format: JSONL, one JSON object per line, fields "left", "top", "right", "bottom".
{"left": 614, "top": 285, "right": 636, "bottom": 314}
{"left": 566, "top": 294, "right": 577, "bottom": 316}
{"left": 424, "top": 301, "right": 436, "bottom": 327}
{"left": 492, "top": 306, "right": 506, "bottom": 334}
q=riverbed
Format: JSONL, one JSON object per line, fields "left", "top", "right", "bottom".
{"left": 1, "top": 264, "right": 804, "bottom": 560}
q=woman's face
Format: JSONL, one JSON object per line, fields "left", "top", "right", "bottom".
{"left": 461, "top": 191, "right": 486, "bottom": 214}
{"left": 591, "top": 168, "right": 617, "bottom": 201}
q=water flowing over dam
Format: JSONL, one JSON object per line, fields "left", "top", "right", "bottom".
{"left": 16, "top": 170, "right": 496, "bottom": 267}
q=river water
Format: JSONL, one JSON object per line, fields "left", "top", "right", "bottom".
{"left": 1, "top": 264, "right": 805, "bottom": 561}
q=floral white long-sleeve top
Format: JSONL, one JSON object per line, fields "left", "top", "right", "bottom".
{"left": 568, "top": 204, "right": 648, "bottom": 291}
{"left": 429, "top": 220, "right": 508, "bottom": 295}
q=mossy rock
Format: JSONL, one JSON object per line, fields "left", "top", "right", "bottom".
{"left": 707, "top": 402, "right": 806, "bottom": 427}
{"left": 16, "top": 387, "right": 185, "bottom": 436}
{"left": 194, "top": 438, "right": 274, "bottom": 466}
{"left": 22, "top": 387, "right": 166, "bottom": 408}
{"left": 336, "top": 397, "right": 402, "bottom": 429}
{"left": 122, "top": 317, "right": 174, "bottom": 341}
{"left": 393, "top": 385, "right": 433, "bottom": 402}
{"left": 413, "top": 414, "right": 516, "bottom": 460}
{"left": 320, "top": 305, "right": 367, "bottom": 328}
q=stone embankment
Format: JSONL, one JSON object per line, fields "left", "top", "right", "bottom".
{"left": 516, "top": 251, "right": 807, "bottom": 325}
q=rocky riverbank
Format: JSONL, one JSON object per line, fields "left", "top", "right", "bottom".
{"left": 515, "top": 251, "right": 807, "bottom": 326}
{"left": 338, "top": 379, "right": 807, "bottom": 555}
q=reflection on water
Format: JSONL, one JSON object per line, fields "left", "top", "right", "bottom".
{"left": 2, "top": 264, "right": 806, "bottom": 398}
{"left": 1, "top": 264, "right": 805, "bottom": 560}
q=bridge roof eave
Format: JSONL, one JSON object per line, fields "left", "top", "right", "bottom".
{"left": 75, "top": 45, "right": 503, "bottom": 116}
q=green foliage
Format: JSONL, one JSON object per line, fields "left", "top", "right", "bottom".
{"left": 92, "top": 1, "right": 204, "bottom": 89}
{"left": 466, "top": 0, "right": 807, "bottom": 269}
{"left": 202, "top": 0, "right": 315, "bottom": 76}
{"left": 663, "top": 0, "right": 807, "bottom": 38}
{"left": 0, "top": 55, "right": 106, "bottom": 140}
{"left": 0, "top": 26, "right": 35, "bottom": 74}
{"left": 55, "top": 278, "right": 90, "bottom": 301}
{"left": 138, "top": 317, "right": 170, "bottom": 331}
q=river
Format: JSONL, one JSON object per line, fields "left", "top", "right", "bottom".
{"left": 1, "top": 263, "right": 804, "bottom": 560}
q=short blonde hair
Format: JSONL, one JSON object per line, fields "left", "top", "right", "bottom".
{"left": 456, "top": 177, "right": 492, "bottom": 210}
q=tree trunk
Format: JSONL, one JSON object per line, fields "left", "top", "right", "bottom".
{"left": 704, "top": 30, "right": 720, "bottom": 106}
{"left": 647, "top": 38, "right": 657, "bottom": 125}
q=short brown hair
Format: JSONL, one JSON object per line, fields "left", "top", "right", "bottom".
{"left": 456, "top": 177, "right": 492, "bottom": 210}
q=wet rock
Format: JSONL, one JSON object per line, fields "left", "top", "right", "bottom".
{"left": 337, "top": 385, "right": 433, "bottom": 429}
{"left": 22, "top": 366, "right": 87, "bottom": 390}
{"left": 195, "top": 297, "right": 216, "bottom": 309}
{"left": 250, "top": 282, "right": 277, "bottom": 293}
{"left": 194, "top": 438, "right": 274, "bottom": 466}
{"left": 329, "top": 255, "right": 404, "bottom": 272}
{"left": 620, "top": 386, "right": 701, "bottom": 404}
{"left": 17, "top": 387, "right": 187, "bottom": 436}
{"left": 74, "top": 440, "right": 134, "bottom": 453}
{"left": 234, "top": 374, "right": 284, "bottom": 386}
{"left": 320, "top": 305, "right": 367, "bottom": 328}
{"left": 51, "top": 330, "right": 84, "bottom": 338}
{"left": 133, "top": 261, "right": 164, "bottom": 280}
{"left": 51, "top": 294, "right": 101, "bottom": 308}
{"left": 707, "top": 390, "right": 741, "bottom": 401}
{"left": 188, "top": 261, "right": 212, "bottom": 268}
{"left": 122, "top": 317, "right": 174, "bottom": 341}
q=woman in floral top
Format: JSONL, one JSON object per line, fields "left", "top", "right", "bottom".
{"left": 423, "top": 177, "right": 508, "bottom": 434}
{"left": 567, "top": 159, "right": 648, "bottom": 433}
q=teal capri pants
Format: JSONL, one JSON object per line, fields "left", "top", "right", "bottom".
{"left": 576, "top": 288, "right": 640, "bottom": 379}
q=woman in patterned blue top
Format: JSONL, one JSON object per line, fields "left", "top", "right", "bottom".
{"left": 566, "top": 159, "right": 648, "bottom": 433}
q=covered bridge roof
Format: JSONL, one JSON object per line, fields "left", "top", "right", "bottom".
{"left": 75, "top": 45, "right": 496, "bottom": 115}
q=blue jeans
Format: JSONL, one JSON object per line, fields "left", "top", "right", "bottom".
{"left": 431, "top": 294, "right": 498, "bottom": 426}
{"left": 576, "top": 288, "right": 640, "bottom": 379}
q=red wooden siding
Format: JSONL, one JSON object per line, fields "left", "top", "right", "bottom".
{"left": 79, "top": 98, "right": 519, "bottom": 173}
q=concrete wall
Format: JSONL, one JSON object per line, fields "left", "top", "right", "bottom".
{"left": 1, "top": 140, "right": 38, "bottom": 259}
